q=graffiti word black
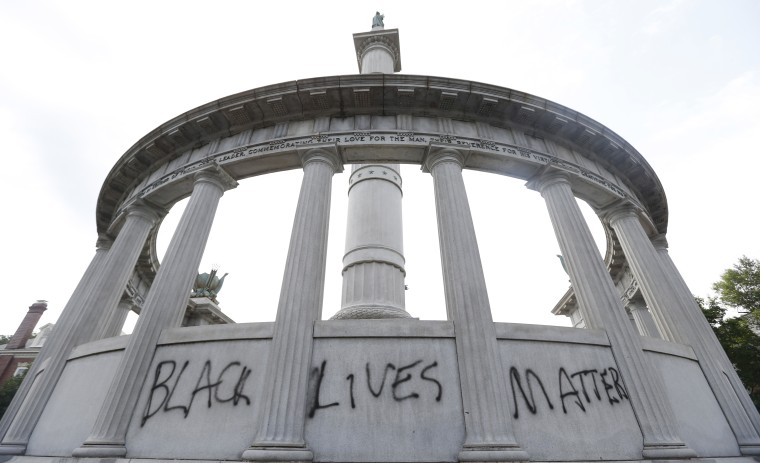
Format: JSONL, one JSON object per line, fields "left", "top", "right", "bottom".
{"left": 141, "top": 359, "right": 251, "bottom": 426}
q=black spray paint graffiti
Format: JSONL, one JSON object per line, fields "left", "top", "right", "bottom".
{"left": 141, "top": 359, "right": 252, "bottom": 426}
{"left": 308, "top": 359, "right": 442, "bottom": 418}
{"left": 509, "top": 366, "right": 629, "bottom": 419}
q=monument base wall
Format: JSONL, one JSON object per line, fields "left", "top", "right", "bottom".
{"left": 20, "top": 320, "right": 740, "bottom": 461}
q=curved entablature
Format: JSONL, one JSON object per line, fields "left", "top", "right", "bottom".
{"left": 97, "top": 74, "right": 668, "bottom": 237}
{"left": 96, "top": 75, "right": 670, "bottom": 290}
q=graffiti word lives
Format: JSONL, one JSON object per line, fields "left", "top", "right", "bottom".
{"left": 308, "top": 359, "right": 443, "bottom": 418}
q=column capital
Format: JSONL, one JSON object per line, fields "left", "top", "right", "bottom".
{"left": 352, "top": 29, "right": 401, "bottom": 73}
{"left": 95, "top": 233, "right": 113, "bottom": 251}
{"left": 525, "top": 168, "right": 572, "bottom": 194}
{"left": 124, "top": 199, "right": 166, "bottom": 226}
{"left": 651, "top": 233, "right": 669, "bottom": 252}
{"left": 193, "top": 164, "right": 238, "bottom": 192}
{"left": 298, "top": 145, "right": 343, "bottom": 173}
{"left": 599, "top": 201, "right": 641, "bottom": 226}
{"left": 422, "top": 146, "right": 467, "bottom": 173}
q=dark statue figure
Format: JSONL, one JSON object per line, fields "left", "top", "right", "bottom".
{"left": 372, "top": 11, "right": 384, "bottom": 28}
{"left": 191, "top": 267, "right": 228, "bottom": 302}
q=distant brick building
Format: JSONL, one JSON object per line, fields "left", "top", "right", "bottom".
{"left": 0, "top": 301, "right": 49, "bottom": 385}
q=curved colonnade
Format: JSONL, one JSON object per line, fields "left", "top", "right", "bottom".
{"left": 0, "top": 74, "right": 759, "bottom": 463}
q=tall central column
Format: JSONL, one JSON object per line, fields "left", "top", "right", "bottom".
{"left": 333, "top": 20, "right": 409, "bottom": 319}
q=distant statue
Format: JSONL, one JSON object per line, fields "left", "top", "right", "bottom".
{"left": 372, "top": 11, "right": 384, "bottom": 28}
{"left": 557, "top": 255, "right": 569, "bottom": 275}
{"left": 191, "top": 266, "right": 228, "bottom": 302}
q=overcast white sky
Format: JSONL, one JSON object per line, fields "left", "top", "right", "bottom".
{"left": 1, "top": 0, "right": 759, "bottom": 335}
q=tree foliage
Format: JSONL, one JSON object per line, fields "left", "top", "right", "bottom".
{"left": 0, "top": 372, "right": 25, "bottom": 419}
{"left": 698, "top": 296, "right": 760, "bottom": 411}
{"left": 713, "top": 256, "right": 760, "bottom": 325}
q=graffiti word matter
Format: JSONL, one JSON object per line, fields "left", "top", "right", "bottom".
{"left": 141, "top": 359, "right": 252, "bottom": 426}
{"left": 509, "top": 366, "right": 629, "bottom": 419}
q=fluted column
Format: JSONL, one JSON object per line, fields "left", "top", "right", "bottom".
{"left": 0, "top": 238, "right": 111, "bottom": 442}
{"left": 424, "top": 148, "right": 527, "bottom": 462}
{"left": 95, "top": 299, "right": 135, "bottom": 339}
{"left": 243, "top": 147, "right": 342, "bottom": 462}
{"left": 334, "top": 164, "right": 408, "bottom": 319}
{"left": 336, "top": 21, "right": 408, "bottom": 320}
{"left": 605, "top": 206, "right": 686, "bottom": 343}
{"left": 73, "top": 165, "right": 236, "bottom": 458}
{"left": 626, "top": 299, "right": 659, "bottom": 338}
{"left": 0, "top": 204, "right": 163, "bottom": 455}
{"left": 608, "top": 205, "right": 760, "bottom": 455}
{"left": 528, "top": 171, "right": 694, "bottom": 459}
{"left": 651, "top": 236, "right": 760, "bottom": 452}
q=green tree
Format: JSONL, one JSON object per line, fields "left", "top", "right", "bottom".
{"left": 698, "top": 297, "right": 760, "bottom": 411}
{"left": 713, "top": 256, "right": 760, "bottom": 326}
{"left": 0, "top": 371, "right": 26, "bottom": 419}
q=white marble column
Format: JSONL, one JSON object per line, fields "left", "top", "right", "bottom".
{"left": 334, "top": 164, "right": 408, "bottom": 319}
{"left": 0, "top": 201, "right": 164, "bottom": 455}
{"left": 424, "top": 148, "right": 527, "bottom": 462}
{"left": 605, "top": 206, "right": 686, "bottom": 343}
{"left": 0, "top": 235, "right": 112, "bottom": 446}
{"left": 607, "top": 205, "right": 760, "bottom": 455}
{"left": 73, "top": 165, "right": 236, "bottom": 458}
{"left": 651, "top": 236, "right": 760, "bottom": 451}
{"left": 95, "top": 299, "right": 136, "bottom": 339}
{"left": 625, "top": 298, "right": 659, "bottom": 338}
{"left": 243, "top": 147, "right": 342, "bottom": 462}
{"left": 529, "top": 171, "right": 694, "bottom": 459}
{"left": 335, "top": 23, "right": 408, "bottom": 320}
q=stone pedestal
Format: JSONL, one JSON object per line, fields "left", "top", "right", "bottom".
{"left": 183, "top": 297, "right": 234, "bottom": 326}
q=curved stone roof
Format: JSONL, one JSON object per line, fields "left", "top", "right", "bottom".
{"left": 97, "top": 74, "right": 668, "bottom": 238}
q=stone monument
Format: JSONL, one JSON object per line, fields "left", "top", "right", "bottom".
{"left": 0, "top": 13, "right": 758, "bottom": 463}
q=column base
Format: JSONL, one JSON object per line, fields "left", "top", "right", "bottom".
{"left": 642, "top": 443, "right": 697, "bottom": 459}
{"left": 331, "top": 305, "right": 412, "bottom": 320}
{"left": 0, "top": 444, "right": 26, "bottom": 455}
{"left": 241, "top": 446, "right": 313, "bottom": 462}
{"left": 739, "top": 444, "right": 760, "bottom": 456}
{"left": 458, "top": 444, "right": 529, "bottom": 462}
{"left": 72, "top": 442, "right": 127, "bottom": 458}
